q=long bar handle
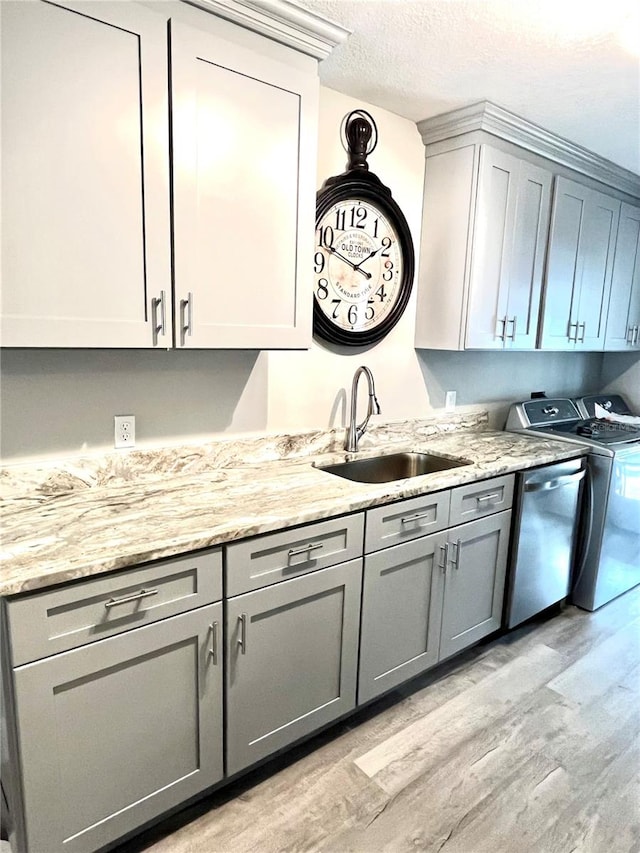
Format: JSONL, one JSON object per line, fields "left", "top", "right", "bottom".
{"left": 523, "top": 469, "right": 586, "bottom": 492}
{"left": 208, "top": 621, "right": 218, "bottom": 664}
{"left": 633, "top": 325, "right": 639, "bottom": 346}
{"left": 450, "top": 538, "right": 461, "bottom": 570}
{"left": 507, "top": 315, "right": 518, "bottom": 341}
{"left": 476, "top": 492, "right": 500, "bottom": 504}
{"left": 237, "top": 614, "right": 247, "bottom": 654}
{"left": 577, "top": 321, "right": 586, "bottom": 343}
{"left": 568, "top": 321, "right": 578, "bottom": 343}
{"left": 401, "top": 511, "right": 432, "bottom": 525}
{"left": 104, "top": 588, "right": 158, "bottom": 609}
{"left": 627, "top": 325, "right": 635, "bottom": 345}
{"left": 439, "top": 542, "right": 449, "bottom": 573}
{"left": 181, "top": 292, "right": 193, "bottom": 339}
{"left": 288, "top": 542, "right": 324, "bottom": 559}
{"left": 496, "top": 315, "right": 507, "bottom": 341}
{"left": 152, "top": 290, "right": 166, "bottom": 341}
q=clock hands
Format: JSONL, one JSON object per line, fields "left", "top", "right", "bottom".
{"left": 353, "top": 245, "right": 383, "bottom": 271}
{"left": 326, "top": 245, "right": 372, "bottom": 280}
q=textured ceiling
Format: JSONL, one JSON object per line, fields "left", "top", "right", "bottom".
{"left": 296, "top": 0, "right": 640, "bottom": 176}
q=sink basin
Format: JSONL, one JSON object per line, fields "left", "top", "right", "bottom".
{"left": 316, "top": 452, "right": 470, "bottom": 484}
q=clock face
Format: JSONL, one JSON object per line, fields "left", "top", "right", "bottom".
{"left": 314, "top": 197, "right": 407, "bottom": 343}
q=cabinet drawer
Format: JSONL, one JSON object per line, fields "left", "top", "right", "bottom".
{"left": 7, "top": 549, "right": 222, "bottom": 666}
{"left": 226, "top": 514, "right": 364, "bottom": 596}
{"left": 365, "top": 491, "right": 450, "bottom": 553}
{"left": 449, "top": 475, "right": 514, "bottom": 526}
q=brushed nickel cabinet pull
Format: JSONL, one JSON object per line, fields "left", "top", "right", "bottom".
{"left": 181, "top": 292, "right": 193, "bottom": 339}
{"left": 634, "top": 325, "right": 639, "bottom": 346}
{"left": 627, "top": 325, "right": 635, "bottom": 344}
{"left": 451, "top": 538, "right": 462, "bottom": 569}
{"left": 496, "top": 315, "right": 507, "bottom": 341}
{"left": 208, "top": 621, "right": 218, "bottom": 664}
{"left": 567, "top": 321, "right": 578, "bottom": 342}
{"left": 288, "top": 542, "right": 324, "bottom": 559}
{"left": 400, "top": 511, "right": 431, "bottom": 525}
{"left": 440, "top": 542, "right": 449, "bottom": 573}
{"left": 578, "top": 321, "right": 586, "bottom": 343}
{"left": 237, "top": 614, "right": 247, "bottom": 654}
{"left": 152, "top": 290, "right": 166, "bottom": 337}
{"left": 507, "top": 316, "right": 518, "bottom": 341}
{"left": 476, "top": 492, "right": 500, "bottom": 504}
{"left": 104, "top": 588, "right": 158, "bottom": 609}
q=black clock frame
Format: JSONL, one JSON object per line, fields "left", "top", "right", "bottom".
{"left": 313, "top": 154, "right": 415, "bottom": 348}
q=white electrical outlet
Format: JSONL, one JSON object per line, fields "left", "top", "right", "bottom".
{"left": 445, "top": 390, "right": 457, "bottom": 411}
{"left": 114, "top": 415, "right": 135, "bottom": 449}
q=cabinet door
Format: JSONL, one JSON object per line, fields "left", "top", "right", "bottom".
{"left": 540, "top": 177, "right": 619, "bottom": 350}
{"left": 605, "top": 202, "right": 640, "bottom": 350}
{"left": 466, "top": 147, "right": 551, "bottom": 350}
{"left": 0, "top": 1, "right": 171, "bottom": 348}
{"left": 358, "top": 534, "right": 445, "bottom": 704}
{"left": 12, "top": 604, "right": 223, "bottom": 853}
{"left": 439, "top": 511, "right": 511, "bottom": 660}
{"left": 170, "top": 20, "right": 317, "bottom": 349}
{"left": 226, "top": 560, "right": 362, "bottom": 776}
{"left": 575, "top": 188, "right": 620, "bottom": 349}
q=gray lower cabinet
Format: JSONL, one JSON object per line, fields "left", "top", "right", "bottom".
{"left": 226, "top": 558, "right": 362, "bottom": 776}
{"left": 439, "top": 511, "right": 511, "bottom": 660}
{"left": 358, "top": 533, "right": 445, "bottom": 704}
{"left": 10, "top": 603, "right": 223, "bottom": 853}
{"left": 358, "top": 481, "right": 513, "bottom": 705}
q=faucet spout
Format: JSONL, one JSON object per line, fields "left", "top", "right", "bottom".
{"left": 345, "top": 366, "right": 381, "bottom": 452}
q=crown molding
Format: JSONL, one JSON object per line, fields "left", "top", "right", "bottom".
{"left": 183, "top": 0, "right": 350, "bottom": 59}
{"left": 417, "top": 101, "right": 640, "bottom": 198}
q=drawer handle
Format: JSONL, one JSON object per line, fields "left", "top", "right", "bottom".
{"left": 476, "top": 492, "right": 500, "bottom": 504}
{"left": 104, "top": 588, "right": 159, "bottom": 609}
{"left": 237, "top": 613, "right": 247, "bottom": 654}
{"left": 288, "top": 542, "right": 324, "bottom": 559}
{"left": 400, "top": 511, "right": 431, "bottom": 525}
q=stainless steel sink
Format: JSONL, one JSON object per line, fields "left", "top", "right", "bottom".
{"left": 316, "top": 452, "right": 470, "bottom": 484}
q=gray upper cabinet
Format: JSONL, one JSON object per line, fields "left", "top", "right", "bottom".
{"left": 169, "top": 19, "right": 318, "bottom": 349}
{"left": 1, "top": 0, "right": 337, "bottom": 350}
{"left": 0, "top": 0, "right": 171, "bottom": 348}
{"left": 358, "top": 533, "right": 445, "bottom": 704}
{"left": 11, "top": 603, "right": 223, "bottom": 853}
{"left": 439, "top": 511, "right": 511, "bottom": 660}
{"left": 605, "top": 202, "right": 640, "bottom": 350}
{"left": 539, "top": 177, "right": 621, "bottom": 351}
{"left": 226, "top": 559, "right": 362, "bottom": 776}
{"left": 415, "top": 143, "right": 552, "bottom": 350}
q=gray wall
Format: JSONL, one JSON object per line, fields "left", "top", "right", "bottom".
{"left": 1, "top": 347, "right": 607, "bottom": 460}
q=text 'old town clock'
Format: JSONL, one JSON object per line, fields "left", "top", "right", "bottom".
{"left": 313, "top": 110, "right": 415, "bottom": 346}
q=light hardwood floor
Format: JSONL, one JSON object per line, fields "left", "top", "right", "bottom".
{"left": 120, "top": 588, "right": 640, "bottom": 853}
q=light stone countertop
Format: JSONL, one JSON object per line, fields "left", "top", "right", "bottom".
{"left": 0, "top": 414, "right": 586, "bottom": 597}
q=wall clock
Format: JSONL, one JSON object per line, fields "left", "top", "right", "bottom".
{"left": 313, "top": 110, "right": 415, "bottom": 347}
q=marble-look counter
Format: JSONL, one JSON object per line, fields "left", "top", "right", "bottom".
{"left": 0, "top": 413, "right": 585, "bottom": 597}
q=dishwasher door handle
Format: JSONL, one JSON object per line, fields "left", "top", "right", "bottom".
{"left": 523, "top": 469, "right": 586, "bottom": 492}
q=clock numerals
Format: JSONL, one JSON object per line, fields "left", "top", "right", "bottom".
{"left": 374, "top": 284, "right": 387, "bottom": 302}
{"left": 317, "top": 225, "right": 334, "bottom": 248}
{"left": 313, "top": 192, "right": 413, "bottom": 344}
{"left": 316, "top": 278, "right": 329, "bottom": 300}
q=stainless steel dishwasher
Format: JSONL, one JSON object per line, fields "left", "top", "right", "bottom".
{"left": 505, "top": 458, "right": 586, "bottom": 628}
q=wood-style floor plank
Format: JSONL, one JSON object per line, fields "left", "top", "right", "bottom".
{"left": 120, "top": 588, "right": 640, "bottom": 853}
